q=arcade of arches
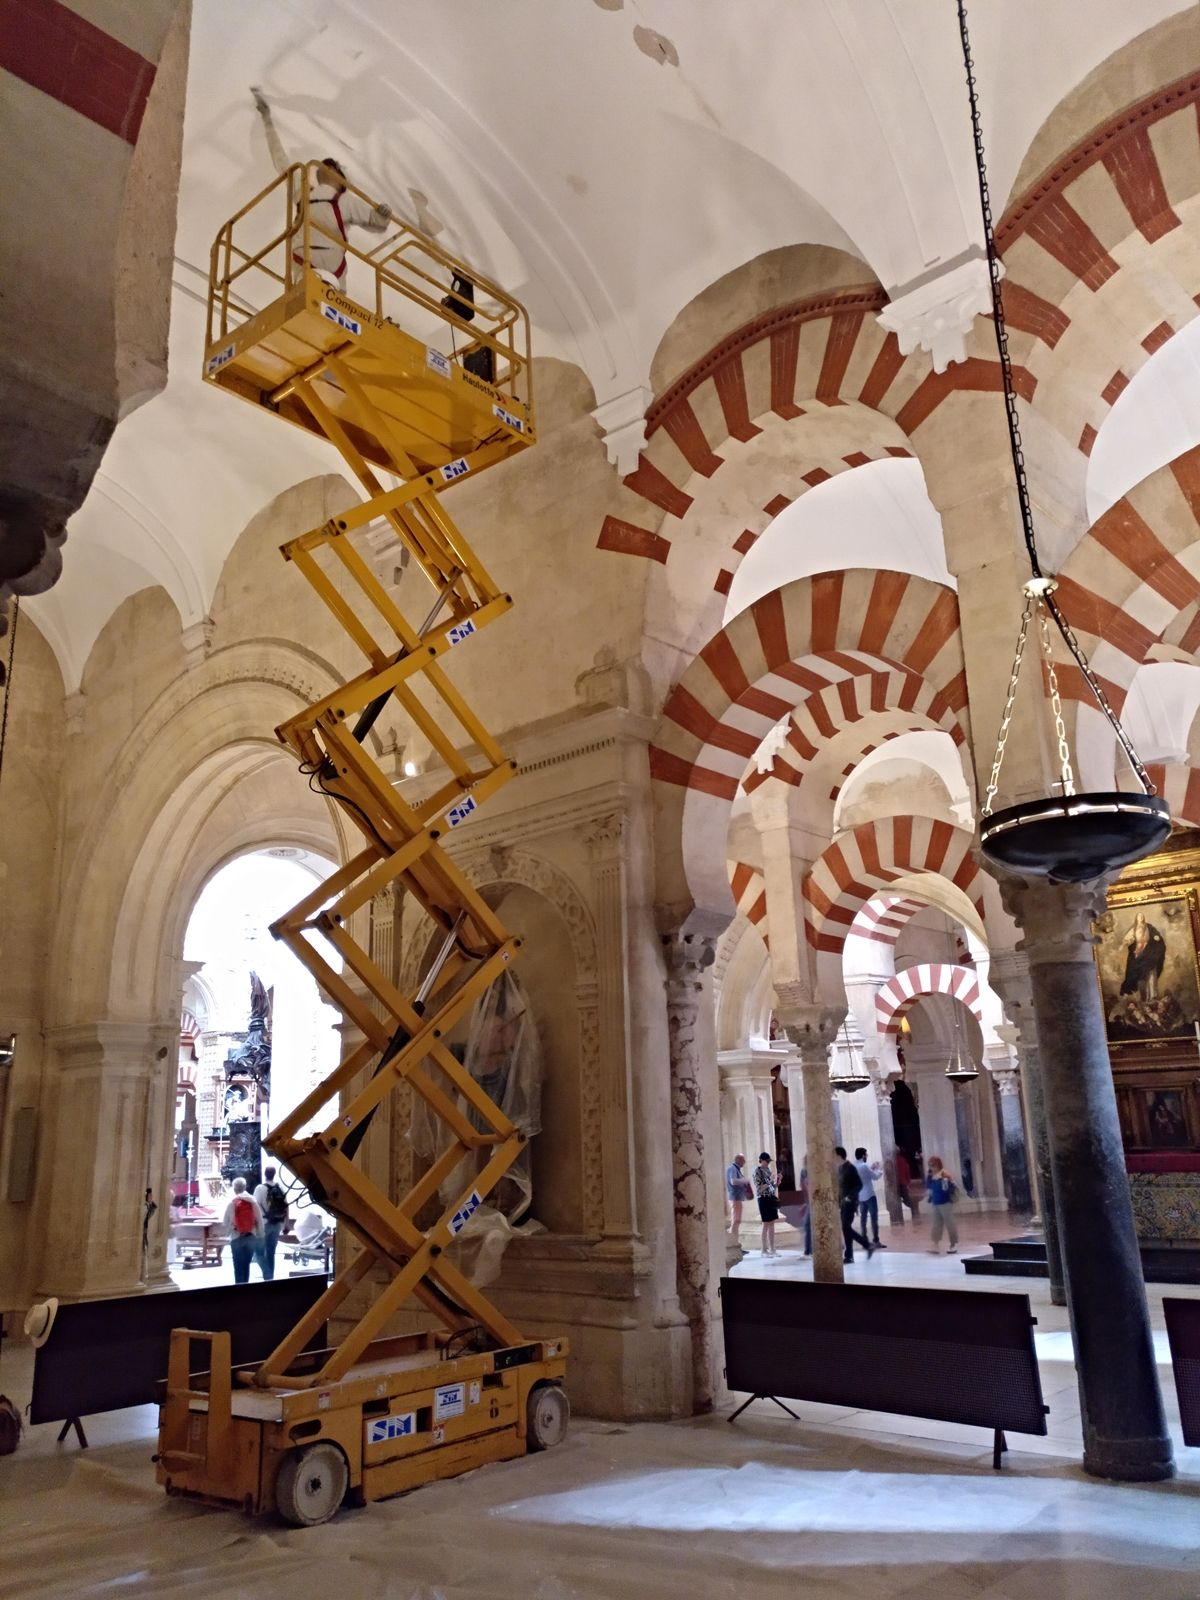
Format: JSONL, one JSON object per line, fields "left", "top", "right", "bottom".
{"left": 3, "top": 1, "right": 1200, "bottom": 1569}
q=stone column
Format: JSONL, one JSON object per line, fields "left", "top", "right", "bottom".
{"left": 991, "top": 955, "right": 1066, "bottom": 1306}
{"left": 780, "top": 1005, "right": 844, "bottom": 1284}
{"left": 999, "top": 875, "right": 1172, "bottom": 1482}
{"left": 582, "top": 813, "right": 636, "bottom": 1243}
{"left": 988, "top": 1058, "right": 1033, "bottom": 1217}
{"left": 39, "top": 1020, "right": 177, "bottom": 1300}
{"left": 718, "top": 1049, "right": 775, "bottom": 1213}
{"left": 870, "top": 1072, "right": 903, "bottom": 1226}
{"left": 663, "top": 931, "right": 718, "bottom": 1413}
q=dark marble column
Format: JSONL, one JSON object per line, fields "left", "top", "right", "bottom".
{"left": 663, "top": 931, "right": 718, "bottom": 1414}
{"left": 991, "top": 955, "right": 1066, "bottom": 1306}
{"left": 991, "top": 1066, "right": 1033, "bottom": 1216}
{"left": 872, "top": 1073, "right": 904, "bottom": 1227}
{"left": 1000, "top": 875, "right": 1173, "bottom": 1482}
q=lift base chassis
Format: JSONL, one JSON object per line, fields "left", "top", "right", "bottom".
{"left": 158, "top": 1331, "right": 567, "bottom": 1518}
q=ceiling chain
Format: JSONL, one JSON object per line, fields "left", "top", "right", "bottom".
{"left": 956, "top": 0, "right": 1154, "bottom": 796}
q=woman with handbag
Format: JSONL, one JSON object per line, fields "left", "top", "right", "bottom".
{"left": 925, "top": 1156, "right": 960, "bottom": 1254}
{"left": 752, "top": 1151, "right": 781, "bottom": 1257}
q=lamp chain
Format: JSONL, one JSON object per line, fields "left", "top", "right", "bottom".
{"left": 956, "top": 0, "right": 1154, "bottom": 796}
{"left": 1037, "top": 603, "right": 1076, "bottom": 797}
{"left": 981, "top": 586, "right": 1033, "bottom": 818}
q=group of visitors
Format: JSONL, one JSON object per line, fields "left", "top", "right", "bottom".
{"left": 222, "top": 1165, "right": 291, "bottom": 1285}
{"left": 726, "top": 1146, "right": 959, "bottom": 1259}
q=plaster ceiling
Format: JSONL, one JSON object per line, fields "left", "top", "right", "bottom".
{"left": 24, "top": 0, "right": 1192, "bottom": 689}
{"left": 724, "top": 458, "right": 954, "bottom": 624}
{"left": 1087, "top": 315, "right": 1200, "bottom": 525}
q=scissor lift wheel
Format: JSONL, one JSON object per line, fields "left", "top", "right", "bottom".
{"left": 526, "top": 1383, "right": 570, "bottom": 1451}
{"left": 275, "top": 1441, "right": 350, "bottom": 1527}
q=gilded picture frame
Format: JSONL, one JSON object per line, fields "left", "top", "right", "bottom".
{"left": 1094, "top": 885, "right": 1200, "bottom": 1053}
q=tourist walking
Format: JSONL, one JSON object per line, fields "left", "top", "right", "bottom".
{"left": 854, "top": 1147, "right": 886, "bottom": 1247}
{"left": 253, "top": 1164, "right": 291, "bottom": 1281}
{"left": 895, "top": 1148, "right": 922, "bottom": 1221}
{"left": 752, "top": 1152, "right": 780, "bottom": 1258}
{"left": 836, "top": 1146, "right": 875, "bottom": 1263}
{"left": 925, "top": 1157, "right": 960, "bottom": 1254}
{"left": 223, "top": 1177, "right": 264, "bottom": 1285}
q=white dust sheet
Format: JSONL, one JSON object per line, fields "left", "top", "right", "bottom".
{"left": 2, "top": 1414, "right": 1199, "bottom": 1600}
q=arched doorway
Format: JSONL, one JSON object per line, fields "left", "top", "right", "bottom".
{"left": 170, "top": 848, "right": 339, "bottom": 1284}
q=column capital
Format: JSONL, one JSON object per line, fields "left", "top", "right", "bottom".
{"left": 662, "top": 930, "right": 716, "bottom": 990}
{"left": 580, "top": 810, "right": 624, "bottom": 862}
{"left": 997, "top": 872, "right": 1114, "bottom": 966}
{"left": 990, "top": 1066, "right": 1022, "bottom": 1096}
{"left": 777, "top": 1002, "right": 846, "bottom": 1065}
{"left": 591, "top": 384, "right": 653, "bottom": 475}
{"left": 876, "top": 249, "right": 995, "bottom": 373}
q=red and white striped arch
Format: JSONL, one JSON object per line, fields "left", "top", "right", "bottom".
{"left": 803, "top": 817, "right": 984, "bottom": 979}
{"left": 1051, "top": 446, "right": 1200, "bottom": 777}
{"left": 729, "top": 861, "right": 768, "bottom": 948}
{"left": 875, "top": 963, "right": 984, "bottom": 1036}
{"left": 847, "top": 895, "right": 928, "bottom": 948}
{"left": 740, "top": 662, "right": 966, "bottom": 798}
{"left": 600, "top": 286, "right": 1035, "bottom": 574}
{"left": 651, "top": 570, "right": 968, "bottom": 918}
{"left": 997, "top": 65, "right": 1200, "bottom": 456}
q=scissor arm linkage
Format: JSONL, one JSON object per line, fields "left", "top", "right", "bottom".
{"left": 215, "top": 262, "right": 538, "bottom": 1390}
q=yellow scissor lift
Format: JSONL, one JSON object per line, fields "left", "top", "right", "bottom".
{"left": 157, "top": 165, "right": 568, "bottom": 1526}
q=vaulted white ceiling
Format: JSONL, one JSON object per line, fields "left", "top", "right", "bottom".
{"left": 25, "top": 0, "right": 1192, "bottom": 689}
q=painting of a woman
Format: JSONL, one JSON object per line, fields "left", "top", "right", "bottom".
{"left": 1119, "top": 912, "right": 1166, "bottom": 1003}
{"left": 1097, "top": 895, "right": 1200, "bottom": 1044}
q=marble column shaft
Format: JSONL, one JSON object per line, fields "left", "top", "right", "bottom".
{"left": 1000, "top": 875, "right": 1172, "bottom": 1482}
{"left": 991, "top": 957, "right": 1066, "bottom": 1306}
{"left": 663, "top": 932, "right": 718, "bottom": 1414}
{"left": 990, "top": 1066, "right": 1032, "bottom": 1216}
{"left": 782, "top": 1008, "right": 844, "bottom": 1284}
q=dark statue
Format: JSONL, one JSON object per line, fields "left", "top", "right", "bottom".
{"left": 220, "top": 971, "right": 273, "bottom": 1186}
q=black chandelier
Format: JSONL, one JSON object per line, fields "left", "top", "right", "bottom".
{"left": 956, "top": 2, "right": 1170, "bottom": 882}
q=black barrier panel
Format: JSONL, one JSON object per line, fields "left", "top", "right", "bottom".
{"left": 721, "top": 1278, "right": 1047, "bottom": 1436}
{"left": 1163, "top": 1296, "right": 1200, "bottom": 1448}
{"left": 30, "top": 1276, "right": 328, "bottom": 1425}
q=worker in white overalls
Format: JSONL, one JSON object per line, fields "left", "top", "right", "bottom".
{"left": 253, "top": 89, "right": 393, "bottom": 291}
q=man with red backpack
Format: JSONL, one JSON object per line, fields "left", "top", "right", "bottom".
{"left": 222, "top": 1177, "right": 265, "bottom": 1285}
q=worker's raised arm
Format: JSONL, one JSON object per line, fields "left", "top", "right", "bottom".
{"left": 252, "top": 87, "right": 290, "bottom": 177}
{"left": 340, "top": 191, "right": 393, "bottom": 234}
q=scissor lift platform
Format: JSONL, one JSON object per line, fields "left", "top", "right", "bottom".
{"left": 205, "top": 275, "right": 532, "bottom": 479}
{"left": 159, "top": 165, "right": 568, "bottom": 1526}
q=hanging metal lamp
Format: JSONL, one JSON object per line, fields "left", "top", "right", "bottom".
{"left": 956, "top": 3, "right": 1170, "bottom": 882}
{"left": 828, "top": 1020, "right": 872, "bottom": 1093}
{"left": 943, "top": 994, "right": 979, "bottom": 1085}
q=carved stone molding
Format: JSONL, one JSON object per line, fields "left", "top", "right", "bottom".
{"left": 591, "top": 384, "right": 653, "bottom": 476}
{"left": 877, "top": 251, "right": 995, "bottom": 374}
{"left": 579, "top": 810, "right": 623, "bottom": 861}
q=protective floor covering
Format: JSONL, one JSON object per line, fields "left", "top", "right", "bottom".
{"left": 3, "top": 1413, "right": 1200, "bottom": 1600}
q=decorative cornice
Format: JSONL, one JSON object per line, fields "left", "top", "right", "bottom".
{"left": 998, "top": 69, "right": 1200, "bottom": 248}
{"left": 646, "top": 286, "right": 887, "bottom": 432}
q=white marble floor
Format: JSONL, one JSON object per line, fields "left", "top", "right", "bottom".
{"left": 1, "top": 1254, "right": 1197, "bottom": 1600}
